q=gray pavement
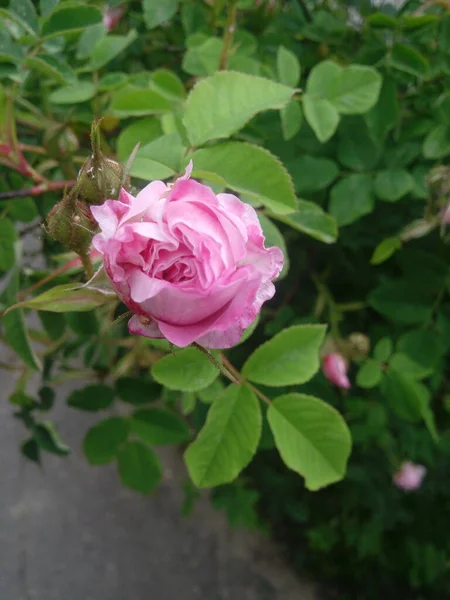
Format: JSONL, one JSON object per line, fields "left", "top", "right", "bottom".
{"left": 0, "top": 371, "right": 320, "bottom": 600}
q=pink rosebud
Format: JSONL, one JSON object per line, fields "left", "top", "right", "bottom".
{"left": 393, "top": 461, "right": 427, "bottom": 492}
{"left": 103, "top": 4, "right": 125, "bottom": 31}
{"left": 440, "top": 201, "right": 450, "bottom": 225}
{"left": 91, "top": 164, "right": 284, "bottom": 349}
{"left": 322, "top": 353, "right": 351, "bottom": 390}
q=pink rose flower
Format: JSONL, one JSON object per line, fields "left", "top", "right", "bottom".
{"left": 393, "top": 461, "right": 427, "bottom": 492}
{"left": 91, "top": 165, "right": 283, "bottom": 349}
{"left": 322, "top": 353, "right": 351, "bottom": 390}
{"left": 103, "top": 4, "right": 125, "bottom": 31}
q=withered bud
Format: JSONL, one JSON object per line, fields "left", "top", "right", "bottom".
{"left": 346, "top": 332, "right": 370, "bottom": 361}
{"left": 46, "top": 197, "right": 97, "bottom": 255}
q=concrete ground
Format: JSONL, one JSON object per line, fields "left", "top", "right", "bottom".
{"left": 0, "top": 370, "right": 321, "bottom": 600}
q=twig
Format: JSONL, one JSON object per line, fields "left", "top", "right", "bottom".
{"left": 219, "top": 0, "right": 239, "bottom": 70}
{"left": 220, "top": 354, "right": 272, "bottom": 407}
{"left": 0, "top": 180, "right": 76, "bottom": 201}
{"left": 193, "top": 342, "right": 239, "bottom": 385}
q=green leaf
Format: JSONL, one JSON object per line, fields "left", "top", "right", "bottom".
{"left": 391, "top": 43, "right": 429, "bottom": 77}
{"left": 365, "top": 77, "right": 398, "bottom": 143}
{"left": 306, "top": 59, "right": 342, "bottom": 97}
{"left": 395, "top": 329, "right": 443, "bottom": 379}
{"left": 280, "top": 99, "right": 303, "bottom": 141}
{"left": 367, "top": 12, "right": 397, "bottom": 29}
{"left": 356, "top": 360, "right": 382, "bottom": 388}
{"left": 0, "top": 29, "right": 23, "bottom": 63}
{"left": 143, "top": 0, "right": 179, "bottom": 29}
{"left": 327, "top": 65, "right": 382, "bottom": 114}
{"left": 303, "top": 95, "right": 339, "bottom": 143}
{"left": 98, "top": 72, "right": 128, "bottom": 92}
{"left": 370, "top": 237, "right": 401, "bottom": 265}
{"left": 76, "top": 23, "right": 106, "bottom": 61}
{"left": 329, "top": 174, "right": 374, "bottom": 226}
{"left": 40, "top": 0, "right": 60, "bottom": 18}
{"left": 87, "top": 30, "right": 137, "bottom": 71}
{"left": 0, "top": 244, "right": 41, "bottom": 371}
{"left": 423, "top": 124, "right": 450, "bottom": 159}
{"left": 9, "top": 0, "right": 38, "bottom": 33}
{"left": 32, "top": 421, "right": 70, "bottom": 456}
{"left": 182, "top": 36, "right": 222, "bottom": 77}
{"left": 130, "top": 408, "right": 191, "bottom": 445}
{"left": 270, "top": 200, "right": 338, "bottom": 244}
{"left": 374, "top": 170, "right": 414, "bottom": 202}
{"left": 49, "top": 82, "right": 96, "bottom": 104}
{"left": 130, "top": 133, "right": 185, "bottom": 181}
{"left": 83, "top": 417, "right": 129, "bottom": 465}
{"left": 258, "top": 214, "right": 289, "bottom": 279}
{"left": 7, "top": 197, "right": 38, "bottom": 223}
{"left": 183, "top": 71, "right": 294, "bottom": 146}
{"left": 115, "top": 377, "right": 161, "bottom": 405}
{"left": 242, "top": 325, "right": 326, "bottom": 387}
{"left": 41, "top": 4, "right": 103, "bottom": 38}
{"left": 151, "top": 69, "right": 186, "bottom": 100}
{"left": 152, "top": 347, "right": 219, "bottom": 392}
{"left": 292, "top": 155, "right": 339, "bottom": 193}
{"left": 5, "top": 283, "right": 115, "bottom": 314}
{"left": 184, "top": 385, "right": 262, "bottom": 488}
{"left": 267, "top": 393, "right": 351, "bottom": 490}
{"left": 67, "top": 384, "right": 115, "bottom": 412}
{"left": 373, "top": 337, "right": 393, "bottom": 362}
{"left": 369, "top": 281, "right": 433, "bottom": 324}
{"left": 117, "top": 117, "right": 163, "bottom": 163}
{"left": 0, "top": 217, "right": 17, "bottom": 271}
{"left": 24, "top": 54, "right": 76, "bottom": 85}
{"left": 191, "top": 141, "right": 297, "bottom": 214}
{"left": 277, "top": 46, "right": 301, "bottom": 87}
{"left": 110, "top": 87, "right": 172, "bottom": 117}
{"left": 117, "top": 441, "right": 163, "bottom": 494}
{"left": 337, "top": 119, "right": 381, "bottom": 172}
{"left": 21, "top": 438, "right": 40, "bottom": 464}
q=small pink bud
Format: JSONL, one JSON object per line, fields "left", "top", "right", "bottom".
{"left": 393, "top": 461, "right": 427, "bottom": 492}
{"left": 322, "top": 353, "right": 351, "bottom": 390}
{"left": 103, "top": 4, "right": 125, "bottom": 31}
{"left": 441, "top": 201, "right": 450, "bottom": 225}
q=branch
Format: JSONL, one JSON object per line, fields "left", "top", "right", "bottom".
{"left": 0, "top": 180, "right": 76, "bottom": 201}
{"left": 219, "top": 0, "right": 239, "bottom": 70}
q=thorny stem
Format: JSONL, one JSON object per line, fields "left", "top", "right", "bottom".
{"left": 220, "top": 354, "right": 272, "bottom": 407}
{"left": 193, "top": 343, "right": 239, "bottom": 385}
{"left": 219, "top": 0, "right": 239, "bottom": 70}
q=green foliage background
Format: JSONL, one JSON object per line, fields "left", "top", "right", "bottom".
{"left": 1, "top": 0, "right": 450, "bottom": 598}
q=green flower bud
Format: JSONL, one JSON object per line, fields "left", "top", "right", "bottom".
{"left": 76, "top": 154, "right": 125, "bottom": 205}
{"left": 46, "top": 197, "right": 96, "bottom": 255}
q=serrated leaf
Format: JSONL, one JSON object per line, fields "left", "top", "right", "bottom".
{"left": 67, "top": 384, "right": 115, "bottom": 411}
{"left": 369, "top": 281, "right": 433, "bottom": 324}
{"left": 24, "top": 54, "right": 76, "bottom": 85}
{"left": 391, "top": 43, "right": 429, "bottom": 77}
{"left": 117, "top": 441, "right": 163, "bottom": 494}
{"left": 328, "top": 65, "right": 382, "bottom": 114}
{"left": 152, "top": 347, "right": 219, "bottom": 392}
{"left": 130, "top": 133, "right": 185, "bottom": 181}
{"left": 280, "top": 99, "right": 303, "bottom": 141}
{"left": 373, "top": 337, "right": 393, "bottom": 362}
{"left": 191, "top": 141, "right": 297, "bottom": 214}
{"left": 184, "top": 385, "right": 261, "bottom": 488}
{"left": 356, "top": 360, "right": 382, "bottom": 388}
{"left": 423, "top": 124, "right": 450, "bottom": 159}
{"left": 183, "top": 71, "right": 294, "bottom": 146}
{"left": 242, "top": 325, "right": 326, "bottom": 387}
{"left": 267, "top": 393, "right": 351, "bottom": 490}
{"left": 292, "top": 155, "right": 339, "bottom": 193}
{"left": 117, "top": 118, "right": 163, "bottom": 163}
{"left": 83, "top": 417, "right": 129, "bottom": 465}
{"left": 130, "top": 408, "right": 191, "bottom": 445}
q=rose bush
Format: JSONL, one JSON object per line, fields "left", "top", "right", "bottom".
{"left": 91, "top": 165, "right": 283, "bottom": 348}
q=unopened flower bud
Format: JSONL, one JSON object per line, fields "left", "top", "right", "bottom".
{"left": 76, "top": 154, "right": 125, "bottom": 205}
{"left": 346, "top": 332, "right": 370, "bottom": 360}
{"left": 393, "top": 461, "right": 427, "bottom": 492}
{"left": 46, "top": 197, "right": 96, "bottom": 255}
{"left": 322, "top": 353, "right": 351, "bottom": 390}
{"left": 103, "top": 4, "right": 125, "bottom": 31}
